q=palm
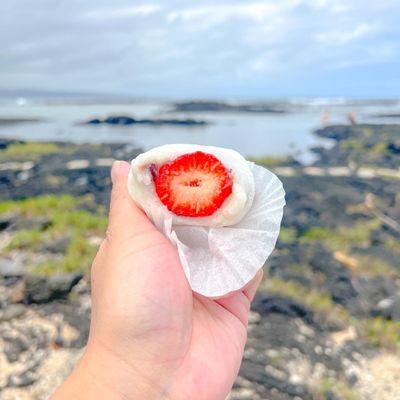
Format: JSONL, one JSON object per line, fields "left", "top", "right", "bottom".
{"left": 126, "top": 232, "right": 252, "bottom": 400}
{"left": 170, "top": 294, "right": 249, "bottom": 400}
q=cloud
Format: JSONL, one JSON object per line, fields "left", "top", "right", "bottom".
{"left": 0, "top": 0, "right": 399, "bottom": 97}
{"left": 167, "top": 3, "right": 280, "bottom": 26}
{"left": 246, "top": 50, "right": 284, "bottom": 74}
{"left": 84, "top": 4, "right": 162, "bottom": 20}
{"left": 315, "top": 23, "right": 379, "bottom": 45}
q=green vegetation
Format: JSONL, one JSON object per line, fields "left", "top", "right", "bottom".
{"left": 300, "top": 219, "right": 381, "bottom": 250}
{"left": 264, "top": 277, "right": 333, "bottom": 313}
{"left": 7, "top": 229, "right": 44, "bottom": 250}
{"left": 0, "top": 142, "right": 63, "bottom": 161}
{"left": 339, "top": 139, "right": 364, "bottom": 151}
{"left": 52, "top": 209, "right": 107, "bottom": 232}
{"left": 62, "top": 234, "right": 98, "bottom": 273}
{"left": 315, "top": 377, "right": 358, "bottom": 400}
{"left": 30, "top": 260, "right": 62, "bottom": 276}
{"left": 0, "top": 194, "right": 78, "bottom": 215}
{"left": 300, "top": 227, "right": 331, "bottom": 241}
{"left": 262, "top": 275, "right": 400, "bottom": 351}
{"left": 384, "top": 237, "right": 400, "bottom": 254}
{"left": 261, "top": 276, "right": 350, "bottom": 326}
{"left": 248, "top": 155, "right": 293, "bottom": 167}
{"left": 45, "top": 174, "right": 66, "bottom": 187}
{"left": 351, "top": 255, "right": 398, "bottom": 278}
{"left": 361, "top": 127, "right": 374, "bottom": 138}
{"left": 336, "top": 126, "right": 399, "bottom": 167}
{"left": 359, "top": 317, "right": 400, "bottom": 351}
{"left": 287, "top": 264, "right": 327, "bottom": 285}
{"left": 31, "top": 235, "right": 98, "bottom": 275}
{"left": 371, "top": 142, "right": 389, "bottom": 154}
{"left": 266, "top": 351, "right": 285, "bottom": 368}
{"left": 1, "top": 195, "right": 107, "bottom": 275}
{"left": 278, "top": 227, "right": 297, "bottom": 243}
{"left": 298, "top": 221, "right": 398, "bottom": 278}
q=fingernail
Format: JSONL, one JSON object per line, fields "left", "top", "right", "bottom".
{"left": 111, "top": 160, "right": 124, "bottom": 183}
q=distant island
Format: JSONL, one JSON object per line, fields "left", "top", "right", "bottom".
{"left": 0, "top": 117, "right": 44, "bottom": 126}
{"left": 172, "top": 100, "right": 286, "bottom": 114}
{"left": 80, "top": 115, "right": 208, "bottom": 127}
{"left": 374, "top": 113, "right": 400, "bottom": 118}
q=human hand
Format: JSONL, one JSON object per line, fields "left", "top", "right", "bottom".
{"left": 51, "top": 161, "right": 262, "bottom": 400}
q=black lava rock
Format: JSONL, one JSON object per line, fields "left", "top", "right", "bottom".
{"left": 253, "top": 296, "right": 315, "bottom": 325}
{"left": 24, "top": 273, "right": 83, "bottom": 304}
{"left": 7, "top": 371, "right": 37, "bottom": 387}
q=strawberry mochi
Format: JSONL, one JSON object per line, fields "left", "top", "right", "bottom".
{"left": 128, "top": 144, "right": 255, "bottom": 227}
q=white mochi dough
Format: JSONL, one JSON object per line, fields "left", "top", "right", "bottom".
{"left": 128, "top": 144, "right": 255, "bottom": 227}
{"left": 127, "top": 144, "right": 286, "bottom": 297}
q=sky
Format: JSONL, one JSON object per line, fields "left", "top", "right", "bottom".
{"left": 0, "top": 0, "right": 399, "bottom": 99}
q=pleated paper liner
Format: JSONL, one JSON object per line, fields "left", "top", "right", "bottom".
{"left": 148, "top": 163, "right": 285, "bottom": 297}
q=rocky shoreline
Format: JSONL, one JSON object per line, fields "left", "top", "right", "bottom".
{"left": 0, "top": 118, "right": 44, "bottom": 126}
{"left": 172, "top": 100, "right": 286, "bottom": 114}
{"left": 81, "top": 115, "right": 208, "bottom": 126}
{"left": 0, "top": 124, "right": 399, "bottom": 399}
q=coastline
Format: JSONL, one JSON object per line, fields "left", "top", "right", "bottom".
{"left": 0, "top": 123, "right": 399, "bottom": 399}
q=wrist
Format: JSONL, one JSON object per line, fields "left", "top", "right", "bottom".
{"left": 51, "top": 341, "right": 170, "bottom": 400}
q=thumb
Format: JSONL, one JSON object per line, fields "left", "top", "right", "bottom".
{"left": 107, "top": 161, "right": 156, "bottom": 243}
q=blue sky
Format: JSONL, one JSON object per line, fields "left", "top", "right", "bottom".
{"left": 0, "top": 0, "right": 399, "bottom": 98}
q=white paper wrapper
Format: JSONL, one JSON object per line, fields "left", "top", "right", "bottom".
{"left": 145, "top": 163, "right": 285, "bottom": 297}
{"left": 128, "top": 145, "right": 285, "bottom": 297}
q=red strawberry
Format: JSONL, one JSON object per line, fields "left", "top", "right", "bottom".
{"left": 152, "top": 151, "right": 233, "bottom": 217}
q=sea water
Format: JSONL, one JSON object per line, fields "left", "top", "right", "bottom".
{"left": 0, "top": 98, "right": 399, "bottom": 163}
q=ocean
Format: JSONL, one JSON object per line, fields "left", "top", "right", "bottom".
{"left": 0, "top": 98, "right": 399, "bottom": 163}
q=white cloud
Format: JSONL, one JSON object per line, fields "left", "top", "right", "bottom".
{"left": 333, "top": 42, "right": 399, "bottom": 69}
{"left": 294, "top": 0, "right": 345, "bottom": 10}
{"left": 84, "top": 4, "right": 162, "bottom": 20}
{"left": 167, "top": 3, "right": 281, "bottom": 26}
{"left": 246, "top": 50, "right": 283, "bottom": 73}
{"left": 315, "top": 23, "right": 379, "bottom": 45}
{"left": 0, "top": 0, "right": 399, "bottom": 96}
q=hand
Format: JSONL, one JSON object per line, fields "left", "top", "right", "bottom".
{"left": 51, "top": 161, "right": 262, "bottom": 400}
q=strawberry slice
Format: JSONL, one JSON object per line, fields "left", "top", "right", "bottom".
{"left": 152, "top": 151, "right": 233, "bottom": 217}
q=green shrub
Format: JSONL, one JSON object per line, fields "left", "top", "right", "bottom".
{"left": 300, "top": 220, "right": 381, "bottom": 250}
{"left": 2, "top": 195, "right": 106, "bottom": 275}
{"left": 0, "top": 142, "right": 61, "bottom": 161}
{"left": 61, "top": 235, "right": 97, "bottom": 273}
{"left": 360, "top": 317, "right": 400, "bottom": 351}
{"left": 278, "top": 227, "right": 297, "bottom": 243}
{"left": 261, "top": 276, "right": 350, "bottom": 325}
{"left": 0, "top": 194, "right": 78, "bottom": 216}
{"left": 7, "top": 229, "right": 44, "bottom": 250}
{"left": 300, "top": 227, "right": 331, "bottom": 241}
{"left": 316, "top": 377, "right": 358, "bottom": 400}
{"left": 248, "top": 155, "right": 292, "bottom": 167}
